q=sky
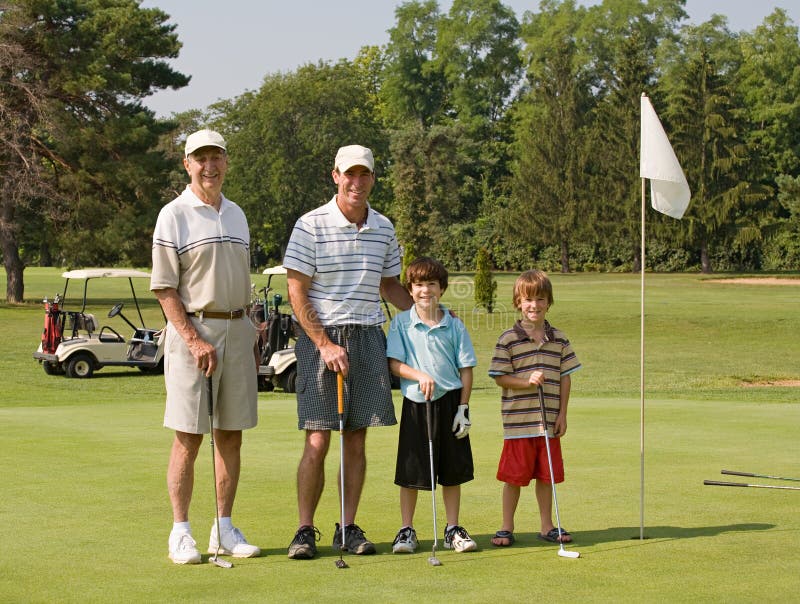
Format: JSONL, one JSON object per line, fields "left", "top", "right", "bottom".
{"left": 140, "top": 1, "right": 800, "bottom": 118}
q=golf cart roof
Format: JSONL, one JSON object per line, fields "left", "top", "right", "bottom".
{"left": 61, "top": 269, "right": 152, "bottom": 280}
{"left": 262, "top": 265, "right": 287, "bottom": 275}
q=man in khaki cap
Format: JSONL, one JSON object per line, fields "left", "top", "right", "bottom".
{"left": 283, "top": 144, "right": 413, "bottom": 560}
{"left": 151, "top": 129, "right": 261, "bottom": 564}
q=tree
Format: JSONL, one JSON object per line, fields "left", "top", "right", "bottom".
{"left": 737, "top": 9, "right": 800, "bottom": 182}
{"left": 0, "top": 0, "right": 187, "bottom": 302}
{"left": 382, "top": 0, "right": 445, "bottom": 128}
{"left": 473, "top": 247, "right": 496, "bottom": 312}
{"left": 389, "top": 121, "right": 478, "bottom": 268}
{"left": 218, "top": 61, "right": 387, "bottom": 267}
{"left": 507, "top": 0, "right": 595, "bottom": 273}
{"left": 584, "top": 0, "right": 686, "bottom": 272}
{"left": 661, "top": 17, "right": 763, "bottom": 272}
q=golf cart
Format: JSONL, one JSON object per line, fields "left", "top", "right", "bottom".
{"left": 253, "top": 265, "right": 297, "bottom": 393}
{"left": 33, "top": 269, "right": 165, "bottom": 378}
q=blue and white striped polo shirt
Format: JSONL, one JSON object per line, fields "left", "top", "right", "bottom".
{"left": 283, "top": 196, "right": 401, "bottom": 326}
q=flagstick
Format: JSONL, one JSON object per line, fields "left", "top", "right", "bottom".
{"left": 640, "top": 176, "right": 646, "bottom": 541}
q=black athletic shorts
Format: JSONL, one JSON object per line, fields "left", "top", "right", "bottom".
{"left": 394, "top": 389, "right": 474, "bottom": 489}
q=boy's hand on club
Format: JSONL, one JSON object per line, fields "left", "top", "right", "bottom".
{"left": 452, "top": 404, "right": 471, "bottom": 438}
{"left": 418, "top": 373, "right": 436, "bottom": 401}
{"left": 528, "top": 370, "right": 545, "bottom": 387}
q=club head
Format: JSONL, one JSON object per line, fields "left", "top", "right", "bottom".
{"left": 335, "top": 558, "right": 349, "bottom": 569}
{"left": 558, "top": 548, "right": 580, "bottom": 559}
{"left": 428, "top": 556, "right": 442, "bottom": 566}
{"left": 210, "top": 556, "right": 233, "bottom": 568}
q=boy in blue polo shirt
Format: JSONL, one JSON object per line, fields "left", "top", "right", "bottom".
{"left": 386, "top": 257, "right": 478, "bottom": 554}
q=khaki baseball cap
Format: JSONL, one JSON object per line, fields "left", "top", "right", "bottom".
{"left": 185, "top": 129, "right": 226, "bottom": 157}
{"left": 334, "top": 145, "right": 374, "bottom": 173}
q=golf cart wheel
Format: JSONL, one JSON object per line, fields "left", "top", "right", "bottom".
{"left": 42, "top": 361, "right": 64, "bottom": 376}
{"left": 65, "top": 353, "right": 96, "bottom": 378}
{"left": 280, "top": 366, "right": 297, "bottom": 393}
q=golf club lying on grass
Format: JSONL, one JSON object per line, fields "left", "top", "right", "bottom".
{"left": 721, "top": 469, "right": 800, "bottom": 483}
{"left": 538, "top": 385, "right": 579, "bottom": 559}
{"left": 704, "top": 480, "right": 800, "bottom": 491}
{"left": 335, "top": 372, "right": 349, "bottom": 569}
{"left": 425, "top": 397, "right": 442, "bottom": 567}
{"left": 206, "top": 374, "right": 233, "bottom": 568}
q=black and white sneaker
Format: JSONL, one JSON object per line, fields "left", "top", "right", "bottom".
{"left": 444, "top": 525, "right": 478, "bottom": 552}
{"left": 392, "top": 526, "right": 418, "bottom": 554}
{"left": 287, "top": 525, "right": 320, "bottom": 559}
{"left": 333, "top": 523, "right": 376, "bottom": 555}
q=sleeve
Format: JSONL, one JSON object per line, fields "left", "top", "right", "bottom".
{"left": 560, "top": 337, "right": 581, "bottom": 376}
{"left": 385, "top": 316, "right": 407, "bottom": 362}
{"left": 150, "top": 206, "right": 181, "bottom": 291}
{"left": 282, "top": 217, "right": 316, "bottom": 277}
{"left": 456, "top": 323, "right": 478, "bottom": 369}
{"left": 488, "top": 333, "right": 512, "bottom": 377}
{"left": 382, "top": 227, "right": 402, "bottom": 278}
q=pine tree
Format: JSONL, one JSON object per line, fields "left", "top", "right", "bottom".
{"left": 474, "top": 247, "right": 497, "bottom": 313}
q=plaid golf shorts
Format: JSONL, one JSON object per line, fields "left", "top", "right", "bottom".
{"left": 295, "top": 324, "right": 397, "bottom": 431}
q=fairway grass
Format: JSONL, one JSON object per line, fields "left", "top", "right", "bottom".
{"left": 2, "top": 395, "right": 798, "bottom": 603}
{"left": 2, "top": 269, "right": 798, "bottom": 602}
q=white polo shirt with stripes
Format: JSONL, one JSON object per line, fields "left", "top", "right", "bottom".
{"left": 283, "top": 196, "right": 401, "bottom": 326}
{"left": 150, "top": 185, "right": 250, "bottom": 312}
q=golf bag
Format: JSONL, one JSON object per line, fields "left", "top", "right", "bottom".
{"left": 41, "top": 295, "right": 64, "bottom": 354}
{"left": 256, "top": 293, "right": 293, "bottom": 366}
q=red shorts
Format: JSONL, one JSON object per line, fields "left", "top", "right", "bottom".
{"left": 496, "top": 437, "right": 564, "bottom": 486}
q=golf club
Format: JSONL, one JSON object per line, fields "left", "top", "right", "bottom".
{"left": 335, "top": 372, "right": 349, "bottom": 569}
{"left": 424, "top": 397, "right": 442, "bottom": 567}
{"left": 721, "top": 469, "right": 800, "bottom": 483}
{"left": 206, "top": 374, "right": 233, "bottom": 568}
{"left": 704, "top": 480, "right": 800, "bottom": 491}
{"left": 537, "top": 385, "right": 579, "bottom": 559}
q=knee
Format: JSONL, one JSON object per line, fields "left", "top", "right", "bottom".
{"left": 214, "top": 430, "right": 242, "bottom": 454}
{"left": 302, "top": 431, "right": 331, "bottom": 464}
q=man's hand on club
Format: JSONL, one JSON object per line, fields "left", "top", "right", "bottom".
{"left": 452, "top": 404, "right": 471, "bottom": 438}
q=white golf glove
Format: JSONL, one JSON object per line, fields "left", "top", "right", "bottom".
{"left": 451, "top": 404, "right": 471, "bottom": 439}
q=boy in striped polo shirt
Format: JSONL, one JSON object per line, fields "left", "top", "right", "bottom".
{"left": 488, "top": 270, "right": 581, "bottom": 547}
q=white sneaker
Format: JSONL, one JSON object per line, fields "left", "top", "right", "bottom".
{"left": 392, "top": 526, "right": 418, "bottom": 554}
{"left": 444, "top": 525, "right": 478, "bottom": 552}
{"left": 209, "top": 523, "right": 261, "bottom": 558}
{"left": 169, "top": 532, "right": 202, "bottom": 564}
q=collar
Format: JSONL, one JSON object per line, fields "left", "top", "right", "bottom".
{"left": 410, "top": 304, "right": 450, "bottom": 329}
{"left": 182, "top": 185, "right": 230, "bottom": 213}
{"left": 327, "top": 196, "right": 373, "bottom": 230}
{"left": 512, "top": 319, "right": 555, "bottom": 342}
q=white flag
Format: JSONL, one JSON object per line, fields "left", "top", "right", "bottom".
{"left": 640, "top": 94, "right": 691, "bottom": 219}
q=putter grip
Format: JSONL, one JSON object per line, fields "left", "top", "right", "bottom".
{"left": 704, "top": 480, "right": 747, "bottom": 487}
{"left": 337, "top": 372, "right": 344, "bottom": 415}
{"left": 206, "top": 375, "right": 213, "bottom": 416}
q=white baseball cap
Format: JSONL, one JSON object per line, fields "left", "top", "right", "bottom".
{"left": 185, "top": 129, "right": 227, "bottom": 157}
{"left": 334, "top": 145, "right": 374, "bottom": 173}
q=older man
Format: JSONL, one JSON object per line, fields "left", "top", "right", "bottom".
{"left": 151, "top": 129, "right": 260, "bottom": 564}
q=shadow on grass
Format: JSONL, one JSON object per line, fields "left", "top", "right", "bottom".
{"left": 577, "top": 523, "right": 774, "bottom": 545}
{"left": 253, "top": 523, "right": 777, "bottom": 563}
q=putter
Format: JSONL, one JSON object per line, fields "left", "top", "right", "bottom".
{"left": 425, "top": 398, "right": 442, "bottom": 566}
{"left": 704, "top": 480, "right": 800, "bottom": 491}
{"left": 335, "top": 372, "right": 349, "bottom": 569}
{"left": 537, "top": 385, "right": 579, "bottom": 559}
{"left": 206, "top": 375, "right": 233, "bottom": 568}
{"left": 721, "top": 469, "right": 800, "bottom": 483}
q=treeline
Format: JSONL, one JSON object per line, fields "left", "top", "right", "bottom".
{"left": 3, "top": 0, "right": 800, "bottom": 303}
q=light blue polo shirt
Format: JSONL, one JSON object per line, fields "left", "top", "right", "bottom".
{"left": 386, "top": 304, "right": 477, "bottom": 403}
